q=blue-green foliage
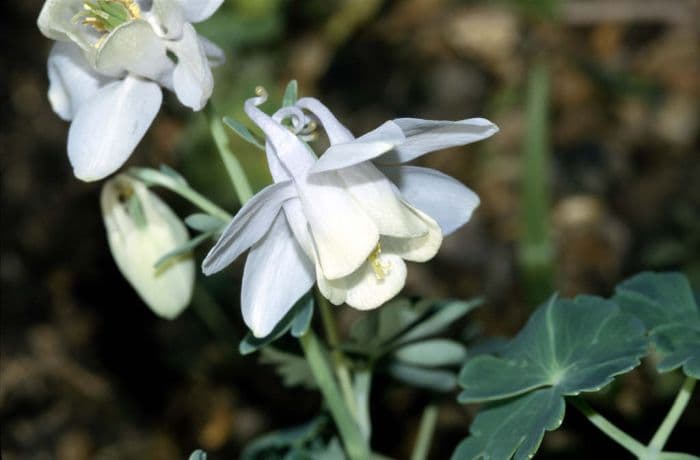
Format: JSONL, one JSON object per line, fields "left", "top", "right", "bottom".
{"left": 240, "top": 417, "right": 345, "bottom": 460}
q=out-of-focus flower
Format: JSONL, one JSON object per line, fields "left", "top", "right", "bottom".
{"left": 202, "top": 89, "right": 498, "bottom": 337}
{"left": 38, "top": 0, "right": 225, "bottom": 181}
{"left": 101, "top": 174, "right": 194, "bottom": 319}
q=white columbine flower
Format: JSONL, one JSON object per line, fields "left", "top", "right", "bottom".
{"left": 38, "top": 0, "right": 225, "bottom": 181}
{"left": 202, "top": 89, "right": 498, "bottom": 337}
{"left": 101, "top": 174, "right": 195, "bottom": 318}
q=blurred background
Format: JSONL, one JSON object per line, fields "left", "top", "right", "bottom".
{"left": 1, "top": 0, "right": 699, "bottom": 458}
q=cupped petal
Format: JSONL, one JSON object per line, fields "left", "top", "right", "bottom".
{"left": 338, "top": 163, "right": 427, "bottom": 238}
{"left": 48, "top": 42, "right": 109, "bottom": 121}
{"left": 175, "top": 0, "right": 224, "bottom": 23}
{"left": 147, "top": 0, "right": 185, "bottom": 39}
{"left": 381, "top": 204, "right": 443, "bottom": 262}
{"left": 38, "top": 0, "right": 98, "bottom": 49}
{"left": 245, "top": 91, "right": 316, "bottom": 179}
{"left": 296, "top": 97, "right": 354, "bottom": 144}
{"left": 201, "top": 181, "right": 297, "bottom": 275}
{"left": 319, "top": 253, "right": 407, "bottom": 310}
{"left": 382, "top": 165, "right": 480, "bottom": 235}
{"left": 95, "top": 20, "right": 174, "bottom": 80}
{"left": 297, "top": 172, "right": 379, "bottom": 280}
{"left": 377, "top": 118, "right": 499, "bottom": 164}
{"left": 242, "top": 212, "right": 315, "bottom": 337}
{"left": 68, "top": 75, "right": 162, "bottom": 181}
{"left": 167, "top": 23, "right": 213, "bottom": 110}
{"left": 310, "top": 121, "right": 405, "bottom": 173}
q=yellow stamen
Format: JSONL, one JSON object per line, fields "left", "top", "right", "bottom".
{"left": 75, "top": 0, "right": 141, "bottom": 34}
{"left": 369, "top": 243, "right": 391, "bottom": 280}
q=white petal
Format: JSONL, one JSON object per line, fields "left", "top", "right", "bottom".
{"left": 296, "top": 172, "right": 379, "bottom": 280}
{"left": 176, "top": 0, "right": 224, "bottom": 23}
{"left": 199, "top": 35, "right": 225, "bottom": 67}
{"left": 310, "top": 121, "right": 405, "bottom": 173}
{"left": 68, "top": 76, "right": 162, "bottom": 181}
{"left": 338, "top": 163, "right": 427, "bottom": 238}
{"left": 38, "top": 0, "right": 98, "bottom": 50}
{"left": 382, "top": 165, "right": 480, "bottom": 235}
{"left": 378, "top": 118, "right": 499, "bottom": 164}
{"left": 242, "top": 213, "right": 315, "bottom": 337}
{"left": 245, "top": 93, "right": 316, "bottom": 179}
{"left": 167, "top": 23, "right": 213, "bottom": 110}
{"left": 296, "top": 97, "right": 354, "bottom": 144}
{"left": 48, "top": 42, "right": 108, "bottom": 121}
{"left": 381, "top": 205, "right": 443, "bottom": 262}
{"left": 95, "top": 20, "right": 174, "bottom": 80}
{"left": 281, "top": 199, "right": 315, "bottom": 259}
{"left": 201, "top": 181, "right": 297, "bottom": 275}
{"left": 320, "top": 254, "right": 407, "bottom": 310}
{"left": 147, "top": 0, "right": 185, "bottom": 39}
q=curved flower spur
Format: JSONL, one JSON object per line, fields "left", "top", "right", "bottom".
{"left": 38, "top": 0, "right": 225, "bottom": 181}
{"left": 202, "top": 88, "right": 498, "bottom": 337}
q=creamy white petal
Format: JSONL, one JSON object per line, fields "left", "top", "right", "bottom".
{"left": 316, "top": 261, "right": 347, "bottom": 306}
{"left": 167, "top": 23, "right": 213, "bottom": 110}
{"left": 297, "top": 171, "right": 379, "bottom": 280}
{"left": 242, "top": 213, "right": 315, "bottom": 337}
{"left": 245, "top": 93, "right": 315, "bottom": 179}
{"left": 176, "top": 0, "right": 224, "bottom": 23}
{"left": 38, "top": 0, "right": 97, "bottom": 50}
{"left": 147, "top": 0, "right": 185, "bottom": 39}
{"left": 202, "top": 181, "right": 297, "bottom": 275}
{"left": 382, "top": 165, "right": 480, "bottom": 235}
{"left": 281, "top": 199, "right": 315, "bottom": 260}
{"left": 338, "top": 163, "right": 427, "bottom": 238}
{"left": 296, "top": 97, "right": 354, "bottom": 144}
{"left": 47, "top": 42, "right": 108, "bottom": 121}
{"left": 381, "top": 205, "right": 442, "bottom": 262}
{"left": 199, "top": 35, "right": 225, "bottom": 67}
{"left": 68, "top": 76, "right": 162, "bottom": 181}
{"left": 320, "top": 253, "right": 407, "bottom": 311}
{"left": 310, "top": 121, "right": 405, "bottom": 173}
{"left": 95, "top": 20, "right": 173, "bottom": 80}
{"left": 378, "top": 118, "right": 499, "bottom": 164}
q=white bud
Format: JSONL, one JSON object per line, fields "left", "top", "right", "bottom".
{"left": 101, "top": 174, "right": 194, "bottom": 319}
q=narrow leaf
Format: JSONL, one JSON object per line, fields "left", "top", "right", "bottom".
{"left": 283, "top": 80, "right": 298, "bottom": 107}
{"left": 394, "top": 339, "right": 467, "bottom": 367}
{"left": 223, "top": 117, "right": 265, "bottom": 150}
{"left": 387, "top": 363, "right": 457, "bottom": 392}
{"left": 185, "top": 213, "right": 227, "bottom": 233}
{"left": 154, "top": 232, "right": 211, "bottom": 270}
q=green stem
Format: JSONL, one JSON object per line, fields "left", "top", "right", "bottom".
{"left": 411, "top": 405, "right": 438, "bottom": 460}
{"left": 299, "top": 330, "right": 370, "bottom": 460}
{"left": 206, "top": 104, "right": 254, "bottom": 205}
{"left": 170, "top": 181, "right": 232, "bottom": 222}
{"left": 571, "top": 397, "right": 647, "bottom": 458}
{"left": 316, "top": 290, "right": 360, "bottom": 422}
{"left": 648, "top": 377, "right": 696, "bottom": 453}
{"left": 191, "top": 286, "right": 238, "bottom": 350}
{"left": 354, "top": 369, "right": 372, "bottom": 440}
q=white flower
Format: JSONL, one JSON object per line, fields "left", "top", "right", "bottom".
{"left": 101, "top": 174, "right": 195, "bottom": 319}
{"left": 38, "top": 0, "right": 225, "bottom": 181}
{"left": 202, "top": 89, "right": 498, "bottom": 337}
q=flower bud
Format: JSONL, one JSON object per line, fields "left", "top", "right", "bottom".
{"left": 101, "top": 174, "right": 194, "bottom": 319}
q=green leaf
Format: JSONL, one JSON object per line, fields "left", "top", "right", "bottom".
{"left": 394, "top": 339, "right": 467, "bottom": 367}
{"left": 239, "top": 292, "right": 313, "bottom": 355}
{"left": 283, "top": 80, "right": 298, "bottom": 107}
{"left": 387, "top": 363, "right": 457, "bottom": 392}
{"left": 159, "top": 164, "right": 188, "bottom": 185}
{"left": 185, "top": 213, "right": 226, "bottom": 233}
{"left": 223, "top": 117, "right": 265, "bottom": 150}
{"left": 454, "top": 295, "right": 647, "bottom": 459}
{"left": 154, "top": 232, "right": 211, "bottom": 270}
{"left": 614, "top": 272, "right": 700, "bottom": 378}
{"left": 260, "top": 347, "right": 316, "bottom": 389}
{"left": 349, "top": 298, "right": 416, "bottom": 347}
{"left": 188, "top": 450, "right": 207, "bottom": 460}
{"left": 395, "top": 299, "right": 481, "bottom": 346}
{"left": 241, "top": 417, "right": 329, "bottom": 460}
{"left": 452, "top": 389, "right": 564, "bottom": 460}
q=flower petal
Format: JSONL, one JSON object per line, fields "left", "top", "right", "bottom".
{"left": 319, "top": 254, "right": 407, "bottom": 310}
{"left": 166, "top": 23, "right": 214, "bottom": 110}
{"left": 242, "top": 212, "right": 315, "bottom": 337}
{"left": 201, "top": 181, "right": 297, "bottom": 275}
{"left": 378, "top": 118, "right": 499, "bottom": 164}
{"left": 147, "top": 0, "right": 185, "bottom": 39}
{"left": 310, "top": 121, "right": 405, "bottom": 173}
{"left": 382, "top": 165, "right": 480, "bottom": 235}
{"left": 38, "top": 0, "right": 98, "bottom": 50}
{"left": 68, "top": 75, "right": 162, "bottom": 181}
{"left": 296, "top": 97, "right": 354, "bottom": 144}
{"left": 381, "top": 204, "right": 443, "bottom": 262}
{"left": 95, "top": 20, "right": 173, "bottom": 80}
{"left": 297, "top": 172, "right": 379, "bottom": 280}
{"left": 176, "top": 0, "right": 224, "bottom": 23}
{"left": 199, "top": 35, "right": 225, "bottom": 67}
{"left": 48, "top": 42, "right": 108, "bottom": 121}
{"left": 338, "top": 163, "right": 427, "bottom": 238}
